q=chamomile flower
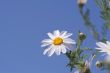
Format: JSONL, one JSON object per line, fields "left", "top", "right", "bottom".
{"left": 96, "top": 41, "right": 110, "bottom": 55}
{"left": 41, "top": 30, "right": 76, "bottom": 57}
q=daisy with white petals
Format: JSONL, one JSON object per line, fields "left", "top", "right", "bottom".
{"left": 41, "top": 30, "right": 76, "bottom": 57}
{"left": 96, "top": 41, "right": 110, "bottom": 56}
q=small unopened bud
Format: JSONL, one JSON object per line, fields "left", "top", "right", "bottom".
{"left": 79, "top": 32, "right": 86, "bottom": 41}
{"left": 77, "top": 0, "right": 87, "bottom": 8}
{"left": 96, "top": 61, "right": 102, "bottom": 68}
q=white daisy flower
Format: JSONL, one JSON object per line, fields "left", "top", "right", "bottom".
{"left": 96, "top": 41, "right": 110, "bottom": 56}
{"left": 41, "top": 30, "right": 76, "bottom": 57}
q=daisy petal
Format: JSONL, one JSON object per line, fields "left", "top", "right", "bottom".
{"left": 47, "top": 32, "right": 54, "bottom": 39}
{"left": 43, "top": 46, "right": 52, "bottom": 55}
{"left": 42, "top": 39, "right": 52, "bottom": 43}
{"left": 64, "top": 44, "right": 74, "bottom": 51}
{"left": 48, "top": 46, "right": 55, "bottom": 57}
{"left": 53, "top": 30, "right": 60, "bottom": 37}
{"left": 63, "top": 38, "right": 76, "bottom": 44}
{"left": 96, "top": 41, "right": 110, "bottom": 56}
{"left": 74, "top": 70, "right": 80, "bottom": 73}
{"left": 63, "top": 33, "right": 72, "bottom": 38}
{"left": 59, "top": 44, "right": 67, "bottom": 53}
{"left": 41, "top": 43, "right": 51, "bottom": 47}
{"left": 95, "top": 48, "right": 104, "bottom": 50}
{"left": 61, "top": 47, "right": 66, "bottom": 54}
{"left": 60, "top": 31, "right": 67, "bottom": 37}
{"left": 96, "top": 42, "right": 109, "bottom": 49}
{"left": 55, "top": 46, "right": 61, "bottom": 55}
{"left": 96, "top": 47, "right": 109, "bottom": 53}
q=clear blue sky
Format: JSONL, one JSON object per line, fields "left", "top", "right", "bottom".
{"left": 0, "top": 0, "right": 109, "bottom": 73}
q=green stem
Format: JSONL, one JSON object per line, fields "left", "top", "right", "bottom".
{"left": 79, "top": 7, "right": 100, "bottom": 41}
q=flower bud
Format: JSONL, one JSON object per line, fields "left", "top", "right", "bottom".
{"left": 96, "top": 61, "right": 102, "bottom": 68}
{"left": 77, "top": 0, "right": 87, "bottom": 8}
{"left": 79, "top": 32, "right": 86, "bottom": 41}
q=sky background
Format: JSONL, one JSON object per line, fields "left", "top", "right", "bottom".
{"left": 0, "top": 0, "right": 110, "bottom": 73}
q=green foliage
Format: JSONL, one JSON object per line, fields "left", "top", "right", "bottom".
{"left": 76, "top": 0, "right": 110, "bottom": 72}
{"left": 66, "top": 32, "right": 92, "bottom": 72}
{"left": 79, "top": 6, "right": 99, "bottom": 41}
{"left": 67, "top": 0, "right": 110, "bottom": 72}
{"left": 66, "top": 0, "right": 110, "bottom": 72}
{"left": 66, "top": 50, "right": 85, "bottom": 71}
{"left": 95, "top": 0, "right": 110, "bottom": 41}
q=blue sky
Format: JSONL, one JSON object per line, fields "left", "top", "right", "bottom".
{"left": 0, "top": 0, "right": 109, "bottom": 73}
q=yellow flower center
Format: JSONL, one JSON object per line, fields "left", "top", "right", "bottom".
{"left": 53, "top": 37, "right": 63, "bottom": 45}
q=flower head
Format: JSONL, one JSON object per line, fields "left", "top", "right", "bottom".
{"left": 41, "top": 30, "right": 76, "bottom": 57}
{"left": 77, "top": 0, "right": 87, "bottom": 5}
{"left": 96, "top": 41, "right": 110, "bottom": 56}
{"left": 77, "top": 0, "right": 87, "bottom": 7}
{"left": 79, "top": 32, "right": 86, "bottom": 41}
{"left": 96, "top": 60, "right": 103, "bottom": 68}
